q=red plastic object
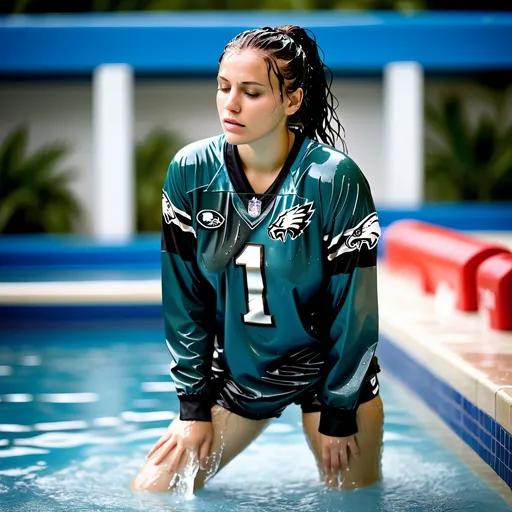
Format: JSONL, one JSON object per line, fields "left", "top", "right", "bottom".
{"left": 477, "top": 252, "right": 512, "bottom": 330}
{"left": 385, "top": 220, "right": 508, "bottom": 311}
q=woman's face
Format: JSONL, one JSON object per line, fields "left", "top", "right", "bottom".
{"left": 216, "top": 49, "right": 300, "bottom": 145}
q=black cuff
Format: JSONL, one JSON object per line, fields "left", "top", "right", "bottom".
{"left": 319, "top": 405, "right": 358, "bottom": 437}
{"left": 178, "top": 396, "right": 212, "bottom": 422}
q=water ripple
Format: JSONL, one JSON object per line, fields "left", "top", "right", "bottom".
{"left": 0, "top": 447, "right": 49, "bottom": 457}
{"left": 37, "top": 393, "right": 99, "bottom": 403}
{"left": 0, "top": 366, "right": 13, "bottom": 376}
{"left": 140, "top": 382, "right": 176, "bottom": 392}
{"left": 2, "top": 394, "right": 34, "bottom": 403}
{"left": 34, "top": 421, "right": 88, "bottom": 432}
{"left": 0, "top": 424, "right": 33, "bottom": 433}
{"left": 120, "top": 411, "right": 176, "bottom": 423}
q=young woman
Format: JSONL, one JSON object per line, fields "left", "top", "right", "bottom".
{"left": 130, "top": 25, "right": 383, "bottom": 493}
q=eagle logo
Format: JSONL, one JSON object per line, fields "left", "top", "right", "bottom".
{"left": 161, "top": 190, "right": 196, "bottom": 236}
{"left": 268, "top": 201, "right": 315, "bottom": 243}
{"left": 162, "top": 190, "right": 176, "bottom": 225}
{"left": 327, "top": 212, "right": 380, "bottom": 261}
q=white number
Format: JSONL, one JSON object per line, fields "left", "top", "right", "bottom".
{"left": 235, "top": 244, "right": 274, "bottom": 326}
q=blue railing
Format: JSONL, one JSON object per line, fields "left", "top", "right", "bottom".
{"left": 1, "top": 12, "right": 511, "bottom": 74}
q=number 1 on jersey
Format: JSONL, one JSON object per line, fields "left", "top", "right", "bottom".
{"left": 235, "top": 244, "right": 274, "bottom": 326}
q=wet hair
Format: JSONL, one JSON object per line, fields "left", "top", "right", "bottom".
{"left": 219, "top": 25, "right": 346, "bottom": 151}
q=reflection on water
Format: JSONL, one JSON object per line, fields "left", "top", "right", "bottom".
{"left": 38, "top": 393, "right": 99, "bottom": 403}
{"left": 0, "top": 324, "right": 510, "bottom": 512}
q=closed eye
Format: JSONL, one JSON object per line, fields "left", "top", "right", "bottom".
{"left": 217, "top": 87, "right": 260, "bottom": 98}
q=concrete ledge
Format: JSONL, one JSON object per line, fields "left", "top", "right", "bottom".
{"left": 0, "top": 279, "right": 161, "bottom": 304}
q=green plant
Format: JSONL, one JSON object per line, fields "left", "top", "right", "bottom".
{"left": 0, "top": 126, "right": 82, "bottom": 233}
{"left": 135, "top": 128, "right": 184, "bottom": 232}
{"left": 425, "top": 88, "right": 512, "bottom": 201}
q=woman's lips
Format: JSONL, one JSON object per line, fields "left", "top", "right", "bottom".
{"left": 224, "top": 119, "right": 245, "bottom": 131}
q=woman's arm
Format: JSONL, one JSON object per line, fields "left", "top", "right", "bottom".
{"left": 161, "top": 156, "right": 217, "bottom": 423}
{"left": 319, "top": 160, "right": 381, "bottom": 439}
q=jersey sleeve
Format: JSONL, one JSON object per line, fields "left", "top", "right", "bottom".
{"left": 161, "top": 156, "right": 216, "bottom": 422}
{"left": 318, "top": 158, "right": 381, "bottom": 438}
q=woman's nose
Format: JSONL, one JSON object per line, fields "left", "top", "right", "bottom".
{"left": 225, "top": 91, "right": 240, "bottom": 113}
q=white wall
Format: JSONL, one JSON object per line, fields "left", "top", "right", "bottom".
{"left": 1, "top": 77, "right": 384, "bottom": 234}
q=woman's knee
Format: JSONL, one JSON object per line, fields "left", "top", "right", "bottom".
{"left": 130, "top": 448, "right": 207, "bottom": 493}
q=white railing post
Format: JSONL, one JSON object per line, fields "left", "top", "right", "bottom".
{"left": 383, "top": 62, "right": 424, "bottom": 206}
{"left": 92, "top": 64, "right": 134, "bottom": 241}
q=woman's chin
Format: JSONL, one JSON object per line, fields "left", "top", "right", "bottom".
{"left": 223, "top": 132, "right": 248, "bottom": 145}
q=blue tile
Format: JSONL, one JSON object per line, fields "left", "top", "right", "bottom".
{"left": 505, "top": 430, "right": 511, "bottom": 452}
{"left": 445, "top": 417, "right": 457, "bottom": 436}
{"left": 444, "top": 403, "right": 458, "bottom": 424}
{"left": 462, "top": 413, "right": 473, "bottom": 431}
{"left": 483, "top": 448, "right": 492, "bottom": 465}
{"left": 446, "top": 385, "right": 461, "bottom": 406}
{"left": 482, "top": 431, "right": 492, "bottom": 450}
{"left": 462, "top": 430, "right": 473, "bottom": 447}
{"left": 506, "top": 467, "right": 512, "bottom": 487}
{"left": 497, "top": 443, "right": 504, "bottom": 463}
{"left": 492, "top": 438, "right": 497, "bottom": 456}
{"left": 491, "top": 419, "right": 497, "bottom": 437}
{"left": 503, "top": 465, "right": 509, "bottom": 484}
{"left": 437, "top": 402, "right": 446, "bottom": 420}
{"left": 484, "top": 414, "right": 492, "bottom": 434}
{"left": 463, "top": 398, "right": 474, "bottom": 416}
{"left": 497, "top": 461, "right": 503, "bottom": 479}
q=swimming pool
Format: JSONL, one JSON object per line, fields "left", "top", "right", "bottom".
{"left": 1, "top": 323, "right": 510, "bottom": 512}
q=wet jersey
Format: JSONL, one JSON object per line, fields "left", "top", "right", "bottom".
{"left": 161, "top": 132, "right": 380, "bottom": 437}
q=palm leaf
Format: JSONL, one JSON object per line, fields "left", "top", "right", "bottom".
{"left": 135, "top": 129, "right": 183, "bottom": 232}
{"left": 0, "top": 125, "right": 82, "bottom": 234}
{"left": 425, "top": 87, "right": 512, "bottom": 202}
{"left": 0, "top": 126, "right": 28, "bottom": 189}
{"left": 21, "top": 143, "right": 70, "bottom": 182}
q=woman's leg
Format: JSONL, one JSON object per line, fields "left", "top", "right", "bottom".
{"left": 302, "top": 395, "right": 384, "bottom": 490}
{"left": 129, "top": 404, "right": 269, "bottom": 493}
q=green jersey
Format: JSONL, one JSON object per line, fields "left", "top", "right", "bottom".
{"left": 161, "top": 132, "right": 380, "bottom": 437}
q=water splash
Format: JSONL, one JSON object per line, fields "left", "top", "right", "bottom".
{"left": 168, "top": 449, "right": 200, "bottom": 499}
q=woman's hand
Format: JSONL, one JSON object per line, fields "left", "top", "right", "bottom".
{"left": 146, "top": 419, "right": 213, "bottom": 473}
{"left": 320, "top": 433, "right": 359, "bottom": 475}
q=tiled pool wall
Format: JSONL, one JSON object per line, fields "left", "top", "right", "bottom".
{"left": 378, "top": 333, "right": 512, "bottom": 488}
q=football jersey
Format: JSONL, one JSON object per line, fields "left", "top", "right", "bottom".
{"left": 161, "top": 132, "right": 380, "bottom": 437}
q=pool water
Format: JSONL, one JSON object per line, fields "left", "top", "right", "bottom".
{"left": 0, "top": 323, "right": 510, "bottom": 512}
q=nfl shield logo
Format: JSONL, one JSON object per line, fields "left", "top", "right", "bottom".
{"left": 248, "top": 197, "right": 262, "bottom": 218}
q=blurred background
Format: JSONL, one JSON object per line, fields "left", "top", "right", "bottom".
{"left": 0, "top": 2, "right": 511, "bottom": 240}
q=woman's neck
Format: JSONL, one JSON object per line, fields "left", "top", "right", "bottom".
{"left": 237, "top": 126, "right": 295, "bottom": 175}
